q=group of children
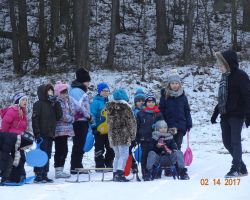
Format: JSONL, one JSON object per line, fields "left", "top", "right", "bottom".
{"left": 0, "top": 68, "right": 192, "bottom": 184}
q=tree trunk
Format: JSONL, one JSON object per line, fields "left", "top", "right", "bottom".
{"left": 60, "top": 0, "right": 70, "bottom": 25}
{"left": 50, "top": 0, "right": 60, "bottom": 49}
{"left": 38, "top": 0, "right": 47, "bottom": 72}
{"left": 213, "top": 0, "right": 226, "bottom": 12}
{"left": 155, "top": 0, "right": 168, "bottom": 55}
{"left": 242, "top": 0, "right": 250, "bottom": 32}
{"left": 106, "top": 0, "right": 118, "bottom": 69}
{"left": 115, "top": 0, "right": 121, "bottom": 33}
{"left": 8, "top": 0, "right": 22, "bottom": 74}
{"left": 73, "top": 0, "right": 90, "bottom": 69}
{"left": 17, "top": 0, "right": 30, "bottom": 62}
{"left": 183, "top": 0, "right": 195, "bottom": 64}
{"left": 231, "top": 0, "right": 238, "bottom": 50}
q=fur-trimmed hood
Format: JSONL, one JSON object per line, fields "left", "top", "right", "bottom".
{"left": 214, "top": 50, "right": 239, "bottom": 72}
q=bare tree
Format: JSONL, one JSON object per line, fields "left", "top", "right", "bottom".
{"left": 38, "top": 0, "right": 48, "bottom": 72}
{"left": 60, "top": 0, "right": 70, "bottom": 25}
{"left": 155, "top": 0, "right": 168, "bottom": 55}
{"left": 213, "top": 0, "right": 226, "bottom": 12}
{"left": 106, "top": 0, "right": 119, "bottom": 69}
{"left": 50, "top": 0, "right": 60, "bottom": 49}
{"left": 8, "top": 0, "right": 22, "bottom": 74}
{"left": 231, "top": 0, "right": 238, "bottom": 50}
{"left": 73, "top": 0, "right": 90, "bottom": 69}
{"left": 17, "top": 0, "right": 30, "bottom": 61}
{"left": 183, "top": 0, "right": 195, "bottom": 64}
{"left": 242, "top": 0, "right": 250, "bottom": 32}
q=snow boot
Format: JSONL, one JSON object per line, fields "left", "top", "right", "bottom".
{"left": 240, "top": 162, "right": 248, "bottom": 176}
{"left": 113, "top": 170, "right": 129, "bottom": 182}
{"left": 55, "top": 167, "right": 71, "bottom": 179}
{"left": 179, "top": 168, "right": 190, "bottom": 180}
{"left": 34, "top": 173, "right": 44, "bottom": 183}
{"left": 225, "top": 165, "right": 242, "bottom": 178}
{"left": 42, "top": 173, "right": 54, "bottom": 183}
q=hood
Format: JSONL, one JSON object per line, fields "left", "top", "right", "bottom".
{"left": 37, "top": 84, "right": 54, "bottom": 101}
{"left": 106, "top": 100, "right": 131, "bottom": 114}
{"left": 215, "top": 50, "right": 239, "bottom": 72}
{"left": 71, "top": 80, "right": 87, "bottom": 92}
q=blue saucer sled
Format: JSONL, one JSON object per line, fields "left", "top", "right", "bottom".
{"left": 26, "top": 138, "right": 48, "bottom": 167}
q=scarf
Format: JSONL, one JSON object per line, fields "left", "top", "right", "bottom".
{"left": 143, "top": 106, "right": 160, "bottom": 113}
{"left": 166, "top": 87, "right": 184, "bottom": 98}
{"left": 218, "top": 72, "right": 230, "bottom": 114}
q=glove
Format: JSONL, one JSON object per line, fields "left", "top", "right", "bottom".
{"left": 246, "top": 118, "right": 250, "bottom": 128}
{"left": 211, "top": 105, "right": 219, "bottom": 124}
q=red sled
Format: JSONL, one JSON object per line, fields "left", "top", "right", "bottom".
{"left": 124, "top": 155, "right": 133, "bottom": 176}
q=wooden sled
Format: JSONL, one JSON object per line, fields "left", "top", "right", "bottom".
{"left": 66, "top": 168, "right": 113, "bottom": 182}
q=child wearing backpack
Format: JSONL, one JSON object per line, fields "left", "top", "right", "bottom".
{"left": 147, "top": 120, "right": 189, "bottom": 180}
{"left": 32, "top": 84, "right": 62, "bottom": 183}
{"left": 54, "top": 81, "right": 80, "bottom": 179}
{"left": 159, "top": 70, "right": 192, "bottom": 150}
{"left": 106, "top": 89, "right": 137, "bottom": 182}
{"left": 91, "top": 83, "right": 114, "bottom": 169}
{"left": 136, "top": 92, "right": 163, "bottom": 181}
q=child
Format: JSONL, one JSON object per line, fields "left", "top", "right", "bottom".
{"left": 90, "top": 83, "right": 114, "bottom": 169}
{"left": 133, "top": 88, "right": 146, "bottom": 116}
{"left": 32, "top": 84, "right": 63, "bottom": 183}
{"left": 0, "top": 131, "right": 34, "bottom": 184}
{"left": 130, "top": 88, "right": 146, "bottom": 176}
{"left": 106, "top": 89, "right": 137, "bottom": 182}
{"left": 136, "top": 92, "right": 163, "bottom": 181}
{"left": 0, "top": 92, "right": 29, "bottom": 182}
{"left": 69, "top": 68, "right": 92, "bottom": 174}
{"left": 1, "top": 92, "right": 28, "bottom": 134}
{"left": 147, "top": 120, "right": 189, "bottom": 180}
{"left": 159, "top": 70, "right": 192, "bottom": 150}
{"left": 54, "top": 81, "right": 79, "bottom": 179}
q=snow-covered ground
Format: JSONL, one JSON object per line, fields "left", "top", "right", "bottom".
{"left": 0, "top": 63, "right": 250, "bottom": 200}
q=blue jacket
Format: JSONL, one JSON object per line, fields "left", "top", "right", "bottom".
{"left": 159, "top": 92, "right": 192, "bottom": 134}
{"left": 69, "top": 81, "right": 91, "bottom": 121}
{"left": 90, "top": 95, "right": 108, "bottom": 128}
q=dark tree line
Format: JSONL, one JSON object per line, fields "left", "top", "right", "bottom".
{"left": 0, "top": 0, "right": 250, "bottom": 75}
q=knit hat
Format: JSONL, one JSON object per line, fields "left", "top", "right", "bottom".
{"left": 97, "top": 82, "right": 109, "bottom": 94}
{"left": 168, "top": 69, "right": 181, "bottom": 84}
{"left": 13, "top": 92, "right": 27, "bottom": 105}
{"left": 155, "top": 120, "right": 168, "bottom": 131}
{"left": 145, "top": 92, "right": 156, "bottom": 103}
{"left": 134, "top": 88, "right": 146, "bottom": 103}
{"left": 20, "top": 131, "right": 34, "bottom": 148}
{"left": 76, "top": 68, "right": 91, "bottom": 83}
{"left": 54, "top": 81, "right": 69, "bottom": 96}
{"left": 113, "top": 88, "right": 129, "bottom": 102}
{"left": 214, "top": 50, "right": 239, "bottom": 72}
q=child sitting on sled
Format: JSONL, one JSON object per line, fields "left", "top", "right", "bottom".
{"left": 147, "top": 120, "right": 189, "bottom": 180}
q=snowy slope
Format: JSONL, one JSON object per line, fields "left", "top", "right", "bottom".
{"left": 0, "top": 63, "right": 250, "bottom": 200}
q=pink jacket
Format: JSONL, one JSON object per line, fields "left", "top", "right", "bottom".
{"left": 1, "top": 106, "right": 28, "bottom": 135}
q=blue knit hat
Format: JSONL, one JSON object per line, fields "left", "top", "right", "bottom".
{"left": 113, "top": 89, "right": 129, "bottom": 102}
{"left": 134, "top": 88, "right": 146, "bottom": 103}
{"left": 97, "top": 82, "right": 109, "bottom": 94}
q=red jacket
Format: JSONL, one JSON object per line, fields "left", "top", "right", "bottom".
{"left": 1, "top": 106, "right": 28, "bottom": 135}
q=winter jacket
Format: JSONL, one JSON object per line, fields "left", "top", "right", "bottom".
{"left": 136, "top": 106, "right": 163, "bottom": 142}
{"left": 1, "top": 106, "right": 28, "bottom": 135}
{"left": 90, "top": 95, "right": 108, "bottom": 130}
{"left": 159, "top": 91, "right": 192, "bottom": 134}
{"left": 106, "top": 100, "right": 137, "bottom": 147}
{"left": 69, "top": 80, "right": 91, "bottom": 121}
{"left": 32, "top": 84, "right": 63, "bottom": 138}
{"left": 222, "top": 67, "right": 250, "bottom": 119}
{"left": 150, "top": 131, "right": 177, "bottom": 155}
{"left": 55, "top": 96, "right": 78, "bottom": 137}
